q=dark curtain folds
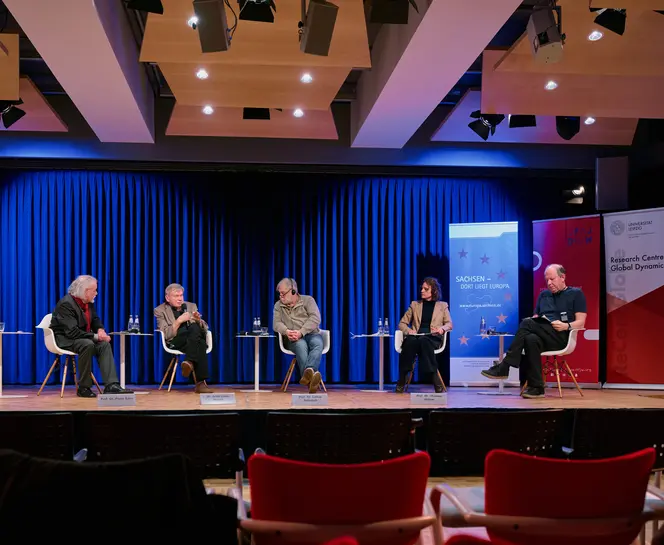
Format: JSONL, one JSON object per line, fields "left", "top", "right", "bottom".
{"left": 0, "top": 170, "right": 521, "bottom": 386}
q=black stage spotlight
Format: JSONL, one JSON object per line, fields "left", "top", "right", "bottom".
{"left": 193, "top": 0, "right": 230, "bottom": 53}
{"left": 508, "top": 115, "right": 537, "bottom": 128}
{"left": 243, "top": 107, "right": 271, "bottom": 120}
{"left": 238, "top": 0, "right": 276, "bottom": 22}
{"left": 556, "top": 116, "right": 580, "bottom": 141}
{"left": 468, "top": 110, "right": 505, "bottom": 141}
{"left": 299, "top": 0, "right": 338, "bottom": 56}
{"left": 527, "top": 4, "right": 564, "bottom": 64}
{"left": 127, "top": 0, "right": 164, "bottom": 14}
{"left": 591, "top": 8, "right": 626, "bottom": 35}
{"left": 0, "top": 99, "right": 26, "bottom": 129}
{"left": 369, "top": 0, "right": 419, "bottom": 24}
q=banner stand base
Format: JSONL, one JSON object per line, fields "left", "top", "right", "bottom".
{"left": 603, "top": 383, "right": 664, "bottom": 391}
{"left": 476, "top": 379, "right": 517, "bottom": 396}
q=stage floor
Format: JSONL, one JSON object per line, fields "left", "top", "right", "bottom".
{"left": 2, "top": 383, "right": 664, "bottom": 412}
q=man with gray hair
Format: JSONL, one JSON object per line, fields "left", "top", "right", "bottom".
{"left": 154, "top": 283, "right": 213, "bottom": 393}
{"left": 273, "top": 277, "right": 323, "bottom": 393}
{"left": 50, "top": 275, "right": 133, "bottom": 398}
{"left": 481, "top": 264, "right": 587, "bottom": 399}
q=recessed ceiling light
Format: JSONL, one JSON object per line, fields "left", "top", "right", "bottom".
{"left": 544, "top": 80, "right": 558, "bottom": 91}
{"left": 293, "top": 108, "right": 304, "bottom": 118}
{"left": 187, "top": 16, "right": 198, "bottom": 28}
{"left": 300, "top": 73, "right": 313, "bottom": 84}
{"left": 202, "top": 105, "right": 214, "bottom": 115}
{"left": 588, "top": 30, "right": 603, "bottom": 41}
{"left": 196, "top": 69, "right": 209, "bottom": 80}
{"left": 584, "top": 116, "right": 596, "bottom": 125}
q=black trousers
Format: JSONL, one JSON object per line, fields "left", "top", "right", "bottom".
{"left": 502, "top": 318, "right": 568, "bottom": 388}
{"left": 399, "top": 335, "right": 443, "bottom": 381}
{"left": 55, "top": 337, "right": 119, "bottom": 389}
{"left": 170, "top": 323, "right": 209, "bottom": 381}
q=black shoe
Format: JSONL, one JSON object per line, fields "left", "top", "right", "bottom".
{"left": 433, "top": 373, "right": 445, "bottom": 393}
{"left": 395, "top": 381, "right": 405, "bottom": 394}
{"left": 481, "top": 362, "right": 509, "bottom": 380}
{"left": 103, "top": 383, "right": 134, "bottom": 394}
{"left": 77, "top": 387, "right": 97, "bottom": 398}
{"left": 522, "top": 386, "right": 545, "bottom": 399}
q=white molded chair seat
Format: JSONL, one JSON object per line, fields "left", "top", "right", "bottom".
{"left": 278, "top": 329, "right": 330, "bottom": 392}
{"left": 394, "top": 329, "right": 448, "bottom": 392}
{"left": 36, "top": 313, "right": 103, "bottom": 397}
{"left": 156, "top": 328, "right": 213, "bottom": 391}
{"left": 523, "top": 328, "right": 585, "bottom": 398}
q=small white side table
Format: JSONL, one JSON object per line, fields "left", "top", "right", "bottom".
{"left": 0, "top": 331, "right": 33, "bottom": 398}
{"left": 476, "top": 333, "right": 517, "bottom": 396}
{"left": 109, "top": 332, "right": 153, "bottom": 391}
{"left": 237, "top": 333, "right": 275, "bottom": 393}
{"left": 351, "top": 333, "right": 393, "bottom": 393}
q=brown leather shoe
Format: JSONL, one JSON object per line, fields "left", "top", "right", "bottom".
{"left": 308, "top": 371, "right": 322, "bottom": 393}
{"left": 181, "top": 361, "right": 194, "bottom": 378}
{"left": 195, "top": 381, "right": 213, "bottom": 394}
{"left": 299, "top": 367, "right": 314, "bottom": 385}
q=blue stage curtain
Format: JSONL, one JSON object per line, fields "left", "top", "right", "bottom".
{"left": 0, "top": 171, "right": 519, "bottom": 386}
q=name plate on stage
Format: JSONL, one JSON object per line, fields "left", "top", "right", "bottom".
{"left": 410, "top": 392, "right": 447, "bottom": 405}
{"left": 98, "top": 393, "right": 137, "bottom": 407}
{"left": 292, "top": 393, "right": 328, "bottom": 406}
{"left": 200, "top": 393, "right": 236, "bottom": 405}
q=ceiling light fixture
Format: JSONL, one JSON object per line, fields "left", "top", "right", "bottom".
{"left": 508, "top": 115, "right": 537, "bottom": 128}
{"left": 0, "top": 99, "right": 26, "bottom": 129}
{"left": 544, "top": 80, "right": 558, "bottom": 90}
{"left": 188, "top": 16, "right": 199, "bottom": 28}
{"left": 468, "top": 110, "right": 505, "bottom": 141}
{"left": 591, "top": 8, "right": 626, "bottom": 36}
{"left": 527, "top": 3, "right": 565, "bottom": 64}
{"left": 584, "top": 116, "right": 596, "bottom": 125}
{"left": 300, "top": 73, "right": 313, "bottom": 83}
{"left": 587, "top": 30, "right": 603, "bottom": 41}
{"left": 293, "top": 108, "right": 304, "bottom": 118}
{"left": 556, "top": 116, "right": 580, "bottom": 140}
{"left": 127, "top": 0, "right": 164, "bottom": 14}
{"left": 196, "top": 69, "right": 209, "bottom": 79}
{"left": 202, "top": 105, "right": 214, "bottom": 115}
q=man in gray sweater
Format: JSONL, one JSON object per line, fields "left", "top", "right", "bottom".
{"left": 273, "top": 277, "right": 323, "bottom": 393}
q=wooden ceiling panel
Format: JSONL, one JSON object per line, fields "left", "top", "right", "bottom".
{"left": 0, "top": 77, "right": 68, "bottom": 132}
{"left": 140, "top": 0, "right": 370, "bottom": 68}
{"left": 166, "top": 104, "right": 338, "bottom": 139}
{"left": 589, "top": 0, "right": 664, "bottom": 9}
{"left": 159, "top": 63, "right": 350, "bottom": 109}
{"left": 432, "top": 90, "right": 637, "bottom": 145}
{"left": 482, "top": 49, "right": 664, "bottom": 119}
{"left": 495, "top": 1, "right": 664, "bottom": 76}
{"left": 0, "top": 34, "right": 20, "bottom": 101}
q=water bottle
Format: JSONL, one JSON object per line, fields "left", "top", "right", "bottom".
{"left": 127, "top": 315, "right": 134, "bottom": 332}
{"left": 378, "top": 318, "right": 383, "bottom": 335}
{"left": 480, "top": 316, "right": 487, "bottom": 335}
{"left": 253, "top": 317, "right": 259, "bottom": 333}
{"left": 133, "top": 315, "right": 140, "bottom": 333}
{"left": 383, "top": 318, "right": 389, "bottom": 334}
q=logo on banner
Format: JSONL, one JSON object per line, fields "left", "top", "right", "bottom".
{"left": 532, "top": 251, "right": 542, "bottom": 272}
{"left": 610, "top": 220, "right": 625, "bottom": 236}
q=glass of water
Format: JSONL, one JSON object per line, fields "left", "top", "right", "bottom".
{"left": 261, "top": 327, "right": 268, "bottom": 335}
{"left": 0, "top": 322, "right": 5, "bottom": 332}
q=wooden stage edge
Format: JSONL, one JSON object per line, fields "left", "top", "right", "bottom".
{"left": 1, "top": 383, "right": 664, "bottom": 412}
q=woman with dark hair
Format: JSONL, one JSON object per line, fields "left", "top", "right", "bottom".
{"left": 396, "top": 277, "right": 453, "bottom": 393}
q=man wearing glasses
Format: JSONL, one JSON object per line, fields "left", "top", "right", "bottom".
{"left": 273, "top": 277, "right": 323, "bottom": 393}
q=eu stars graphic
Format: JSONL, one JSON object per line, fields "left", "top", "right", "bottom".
{"left": 449, "top": 222, "right": 519, "bottom": 385}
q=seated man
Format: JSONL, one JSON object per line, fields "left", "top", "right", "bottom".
{"left": 481, "top": 264, "right": 587, "bottom": 399}
{"left": 396, "top": 276, "right": 452, "bottom": 393}
{"left": 273, "top": 277, "right": 323, "bottom": 393}
{"left": 154, "top": 283, "right": 213, "bottom": 393}
{"left": 50, "top": 275, "right": 133, "bottom": 398}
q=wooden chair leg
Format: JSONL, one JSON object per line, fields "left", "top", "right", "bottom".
{"left": 37, "top": 356, "right": 60, "bottom": 396}
{"left": 167, "top": 358, "right": 179, "bottom": 392}
{"left": 91, "top": 372, "right": 102, "bottom": 394}
{"left": 553, "top": 357, "right": 563, "bottom": 398}
{"left": 159, "top": 357, "right": 176, "bottom": 390}
{"left": 281, "top": 359, "right": 296, "bottom": 392}
{"left": 520, "top": 380, "right": 528, "bottom": 395}
{"left": 71, "top": 357, "right": 79, "bottom": 390}
{"left": 60, "top": 356, "right": 70, "bottom": 398}
{"left": 563, "top": 359, "right": 584, "bottom": 396}
{"left": 320, "top": 379, "right": 327, "bottom": 392}
{"left": 436, "top": 369, "right": 447, "bottom": 392}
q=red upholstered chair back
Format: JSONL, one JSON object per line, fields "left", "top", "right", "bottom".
{"left": 247, "top": 451, "right": 431, "bottom": 545}
{"left": 484, "top": 447, "right": 656, "bottom": 545}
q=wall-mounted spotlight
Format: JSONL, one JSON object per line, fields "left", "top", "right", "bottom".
{"left": 508, "top": 115, "right": 537, "bottom": 128}
{"left": 527, "top": 1, "right": 565, "bottom": 64}
{"left": 556, "top": 116, "right": 580, "bottom": 141}
{"left": 126, "top": 0, "right": 164, "bottom": 14}
{"left": 563, "top": 185, "right": 585, "bottom": 204}
{"left": 192, "top": 0, "right": 230, "bottom": 53}
{"left": 369, "top": 0, "right": 419, "bottom": 24}
{"left": 0, "top": 99, "right": 26, "bottom": 129}
{"left": 468, "top": 110, "right": 505, "bottom": 141}
{"left": 238, "top": 0, "right": 276, "bottom": 23}
{"left": 590, "top": 8, "right": 626, "bottom": 35}
{"left": 299, "top": 0, "right": 339, "bottom": 56}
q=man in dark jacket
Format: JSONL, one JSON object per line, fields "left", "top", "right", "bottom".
{"left": 50, "top": 275, "right": 132, "bottom": 398}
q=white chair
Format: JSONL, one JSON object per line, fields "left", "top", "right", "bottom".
{"left": 394, "top": 329, "right": 448, "bottom": 392}
{"left": 36, "top": 313, "right": 103, "bottom": 398}
{"left": 522, "top": 328, "right": 585, "bottom": 398}
{"left": 156, "top": 328, "right": 213, "bottom": 392}
{"left": 279, "top": 329, "right": 330, "bottom": 392}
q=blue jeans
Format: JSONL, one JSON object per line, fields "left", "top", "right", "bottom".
{"left": 286, "top": 333, "right": 324, "bottom": 375}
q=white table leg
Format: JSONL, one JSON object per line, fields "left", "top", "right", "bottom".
{"left": 241, "top": 337, "right": 272, "bottom": 393}
{"left": 477, "top": 335, "right": 514, "bottom": 396}
{"left": 120, "top": 333, "right": 126, "bottom": 389}
{"left": 0, "top": 333, "right": 28, "bottom": 399}
{"left": 361, "top": 336, "right": 389, "bottom": 393}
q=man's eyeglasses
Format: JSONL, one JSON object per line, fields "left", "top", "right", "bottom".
{"left": 277, "top": 290, "right": 290, "bottom": 298}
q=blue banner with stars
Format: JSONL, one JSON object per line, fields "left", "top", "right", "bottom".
{"left": 448, "top": 222, "right": 520, "bottom": 386}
